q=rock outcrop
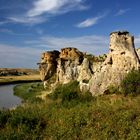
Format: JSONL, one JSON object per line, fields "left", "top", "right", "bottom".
{"left": 137, "top": 48, "right": 140, "bottom": 59}
{"left": 39, "top": 47, "right": 94, "bottom": 91}
{"left": 89, "top": 31, "right": 140, "bottom": 95}
{"left": 38, "top": 31, "right": 140, "bottom": 95}
{"left": 38, "top": 50, "right": 60, "bottom": 81}
{"left": 56, "top": 48, "right": 84, "bottom": 84}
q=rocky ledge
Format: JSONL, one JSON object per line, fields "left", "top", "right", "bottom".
{"left": 38, "top": 31, "right": 140, "bottom": 96}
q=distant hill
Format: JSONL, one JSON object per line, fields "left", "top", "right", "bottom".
{"left": 0, "top": 68, "right": 39, "bottom": 76}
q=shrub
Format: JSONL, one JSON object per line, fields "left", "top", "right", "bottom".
{"left": 49, "top": 81, "right": 79, "bottom": 101}
{"left": 49, "top": 81, "right": 94, "bottom": 108}
{"left": 105, "top": 85, "right": 120, "bottom": 95}
{"left": 121, "top": 70, "right": 140, "bottom": 96}
{"left": 0, "top": 110, "right": 11, "bottom": 128}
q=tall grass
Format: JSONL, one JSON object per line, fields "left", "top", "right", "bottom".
{"left": 121, "top": 70, "right": 140, "bottom": 96}
{"left": 14, "top": 82, "right": 44, "bottom": 102}
{"left": 1, "top": 81, "right": 140, "bottom": 139}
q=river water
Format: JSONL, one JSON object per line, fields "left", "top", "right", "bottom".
{"left": 0, "top": 84, "right": 21, "bottom": 109}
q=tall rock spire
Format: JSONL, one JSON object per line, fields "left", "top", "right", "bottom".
{"left": 89, "top": 31, "right": 140, "bottom": 95}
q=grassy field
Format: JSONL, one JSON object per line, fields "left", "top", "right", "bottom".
{"left": 0, "top": 68, "right": 40, "bottom": 85}
{"left": 14, "top": 82, "right": 46, "bottom": 102}
{"left": 0, "top": 75, "right": 40, "bottom": 85}
{"left": 0, "top": 81, "right": 140, "bottom": 139}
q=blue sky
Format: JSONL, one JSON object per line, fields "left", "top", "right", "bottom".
{"left": 0, "top": 0, "right": 140, "bottom": 68}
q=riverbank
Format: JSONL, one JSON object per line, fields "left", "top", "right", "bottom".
{"left": 14, "top": 82, "right": 45, "bottom": 102}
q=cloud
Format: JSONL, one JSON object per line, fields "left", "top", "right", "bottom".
{"left": 1, "top": 34, "right": 139, "bottom": 68}
{"left": 26, "top": 35, "right": 109, "bottom": 55}
{"left": 76, "top": 13, "right": 107, "bottom": 28}
{"left": 0, "top": 44, "right": 44, "bottom": 68}
{"left": 8, "top": 16, "right": 46, "bottom": 25}
{"left": 115, "top": 9, "right": 130, "bottom": 16}
{"left": 135, "top": 35, "right": 140, "bottom": 48}
{"left": 0, "top": 21, "right": 9, "bottom": 25}
{"left": 6, "top": 0, "right": 88, "bottom": 25}
{"left": 27, "top": 0, "right": 88, "bottom": 17}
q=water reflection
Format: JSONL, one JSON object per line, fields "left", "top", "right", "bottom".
{"left": 0, "top": 84, "right": 21, "bottom": 109}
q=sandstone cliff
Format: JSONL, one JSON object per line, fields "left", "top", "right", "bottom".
{"left": 38, "top": 31, "right": 140, "bottom": 95}
{"left": 39, "top": 47, "right": 95, "bottom": 91}
{"left": 137, "top": 48, "right": 140, "bottom": 58}
{"left": 38, "top": 50, "right": 60, "bottom": 81}
{"left": 90, "top": 31, "right": 140, "bottom": 95}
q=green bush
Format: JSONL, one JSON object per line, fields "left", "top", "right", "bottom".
{"left": 0, "top": 110, "right": 11, "bottom": 128}
{"left": 49, "top": 81, "right": 79, "bottom": 101}
{"left": 105, "top": 85, "right": 120, "bottom": 95}
{"left": 14, "top": 82, "right": 45, "bottom": 102}
{"left": 49, "top": 81, "right": 93, "bottom": 108}
{"left": 121, "top": 70, "right": 140, "bottom": 96}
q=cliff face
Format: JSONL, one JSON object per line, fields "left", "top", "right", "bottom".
{"left": 56, "top": 47, "right": 84, "bottom": 83}
{"left": 38, "top": 50, "right": 60, "bottom": 81}
{"left": 137, "top": 48, "right": 140, "bottom": 58}
{"left": 39, "top": 47, "right": 94, "bottom": 91}
{"left": 90, "top": 31, "right": 140, "bottom": 95}
{"left": 38, "top": 31, "right": 140, "bottom": 95}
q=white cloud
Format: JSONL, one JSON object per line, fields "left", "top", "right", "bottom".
{"left": 135, "top": 35, "right": 140, "bottom": 48}
{"left": 0, "top": 44, "right": 44, "bottom": 68}
{"left": 27, "top": 0, "right": 88, "bottom": 17}
{"left": 26, "top": 35, "right": 109, "bottom": 55}
{"left": 8, "top": 16, "right": 46, "bottom": 25}
{"left": 7, "top": 0, "right": 88, "bottom": 25}
{"left": 115, "top": 9, "right": 130, "bottom": 16}
{"left": 1, "top": 34, "right": 139, "bottom": 68}
{"left": 76, "top": 13, "right": 107, "bottom": 28}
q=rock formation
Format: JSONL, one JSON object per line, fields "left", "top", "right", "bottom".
{"left": 89, "top": 31, "right": 140, "bottom": 95}
{"left": 38, "top": 50, "right": 60, "bottom": 81}
{"left": 38, "top": 31, "right": 140, "bottom": 95}
{"left": 137, "top": 48, "right": 140, "bottom": 58}
{"left": 38, "top": 47, "right": 94, "bottom": 91}
{"left": 56, "top": 47, "right": 84, "bottom": 83}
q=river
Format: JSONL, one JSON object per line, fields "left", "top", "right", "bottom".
{"left": 0, "top": 84, "right": 21, "bottom": 109}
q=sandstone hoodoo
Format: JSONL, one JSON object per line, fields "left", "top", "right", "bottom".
{"left": 90, "top": 31, "right": 140, "bottom": 95}
{"left": 38, "top": 31, "right": 140, "bottom": 95}
{"left": 38, "top": 50, "right": 60, "bottom": 81}
{"left": 56, "top": 47, "right": 85, "bottom": 84}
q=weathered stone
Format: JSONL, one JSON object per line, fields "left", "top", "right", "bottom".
{"left": 89, "top": 31, "right": 140, "bottom": 95}
{"left": 38, "top": 31, "right": 140, "bottom": 95}
{"left": 78, "top": 57, "right": 93, "bottom": 81}
{"left": 39, "top": 50, "right": 60, "bottom": 81}
{"left": 137, "top": 48, "right": 140, "bottom": 59}
{"left": 55, "top": 47, "right": 83, "bottom": 84}
{"left": 60, "top": 47, "right": 83, "bottom": 62}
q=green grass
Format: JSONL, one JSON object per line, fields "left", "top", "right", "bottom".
{"left": 121, "top": 70, "right": 140, "bottom": 96}
{"left": 0, "top": 74, "right": 40, "bottom": 85}
{"left": 14, "top": 82, "right": 45, "bottom": 102}
{"left": 1, "top": 81, "right": 140, "bottom": 139}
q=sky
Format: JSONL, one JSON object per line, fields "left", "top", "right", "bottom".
{"left": 0, "top": 0, "right": 140, "bottom": 68}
